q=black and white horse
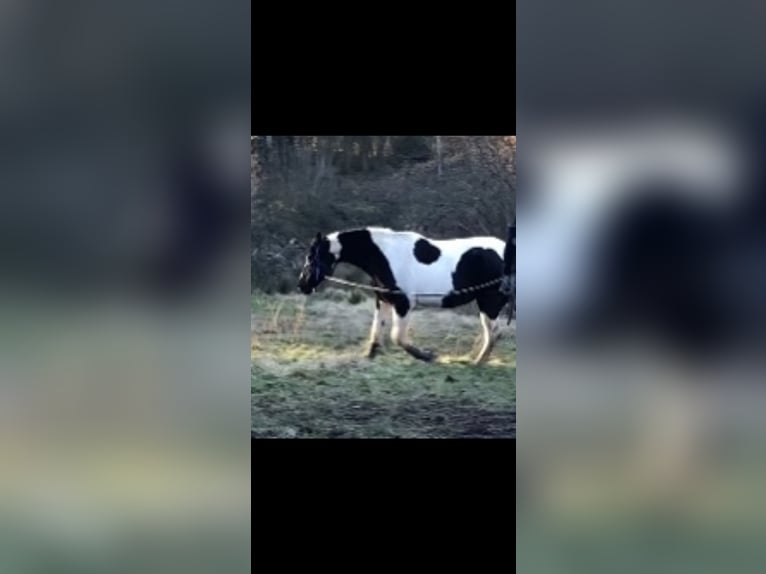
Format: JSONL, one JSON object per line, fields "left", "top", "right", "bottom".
{"left": 297, "top": 227, "right": 509, "bottom": 364}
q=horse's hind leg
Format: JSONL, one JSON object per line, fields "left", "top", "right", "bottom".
{"left": 391, "top": 311, "right": 435, "bottom": 362}
{"left": 474, "top": 291, "right": 508, "bottom": 364}
{"left": 474, "top": 311, "right": 500, "bottom": 365}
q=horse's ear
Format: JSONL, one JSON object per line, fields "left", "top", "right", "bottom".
{"left": 315, "top": 232, "right": 323, "bottom": 242}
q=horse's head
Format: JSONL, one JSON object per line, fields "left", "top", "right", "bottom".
{"left": 298, "top": 232, "right": 336, "bottom": 294}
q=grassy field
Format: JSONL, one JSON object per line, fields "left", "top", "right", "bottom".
{"left": 251, "top": 288, "right": 516, "bottom": 438}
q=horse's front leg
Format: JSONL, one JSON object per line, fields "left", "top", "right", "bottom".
{"left": 391, "top": 308, "right": 435, "bottom": 362}
{"left": 365, "top": 298, "right": 391, "bottom": 358}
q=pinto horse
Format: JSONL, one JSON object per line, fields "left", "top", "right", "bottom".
{"left": 297, "top": 227, "right": 509, "bottom": 364}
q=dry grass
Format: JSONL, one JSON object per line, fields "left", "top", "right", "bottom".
{"left": 251, "top": 288, "right": 516, "bottom": 438}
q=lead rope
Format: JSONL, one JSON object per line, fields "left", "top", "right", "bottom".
{"left": 325, "top": 275, "right": 515, "bottom": 325}
{"left": 324, "top": 275, "right": 503, "bottom": 298}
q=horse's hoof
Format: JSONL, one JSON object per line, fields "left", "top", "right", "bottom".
{"left": 413, "top": 350, "right": 435, "bottom": 362}
{"left": 402, "top": 343, "right": 436, "bottom": 362}
{"left": 366, "top": 342, "right": 381, "bottom": 359}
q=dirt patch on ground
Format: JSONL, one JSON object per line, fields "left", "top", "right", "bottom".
{"left": 391, "top": 398, "right": 516, "bottom": 438}
{"left": 252, "top": 396, "right": 516, "bottom": 439}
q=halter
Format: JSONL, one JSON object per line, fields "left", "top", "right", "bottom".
{"left": 308, "top": 244, "right": 333, "bottom": 283}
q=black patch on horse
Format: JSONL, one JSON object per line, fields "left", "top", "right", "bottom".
{"left": 442, "top": 247, "right": 507, "bottom": 319}
{"left": 594, "top": 191, "right": 728, "bottom": 352}
{"left": 337, "top": 229, "right": 410, "bottom": 317}
{"left": 413, "top": 238, "right": 441, "bottom": 264}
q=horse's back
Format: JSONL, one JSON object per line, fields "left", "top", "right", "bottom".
{"left": 431, "top": 235, "right": 504, "bottom": 259}
{"left": 370, "top": 228, "right": 504, "bottom": 260}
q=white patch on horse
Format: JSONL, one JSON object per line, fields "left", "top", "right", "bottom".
{"left": 366, "top": 227, "right": 505, "bottom": 308}
{"left": 325, "top": 232, "right": 343, "bottom": 258}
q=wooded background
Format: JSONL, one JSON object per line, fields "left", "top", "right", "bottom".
{"left": 251, "top": 136, "right": 516, "bottom": 292}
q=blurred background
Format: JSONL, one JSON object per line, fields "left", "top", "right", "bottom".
{"left": 0, "top": 1, "right": 250, "bottom": 572}
{"left": 6, "top": 0, "right": 766, "bottom": 569}
{"left": 518, "top": 1, "right": 766, "bottom": 572}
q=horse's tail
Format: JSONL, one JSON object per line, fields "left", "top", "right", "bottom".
{"left": 500, "top": 273, "right": 516, "bottom": 324}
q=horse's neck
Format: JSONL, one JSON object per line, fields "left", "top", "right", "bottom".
{"left": 338, "top": 247, "right": 378, "bottom": 278}
{"left": 336, "top": 229, "right": 394, "bottom": 286}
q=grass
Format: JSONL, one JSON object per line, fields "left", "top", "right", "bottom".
{"left": 251, "top": 288, "right": 516, "bottom": 438}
